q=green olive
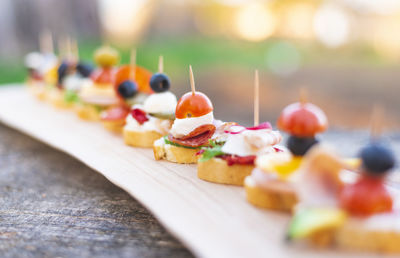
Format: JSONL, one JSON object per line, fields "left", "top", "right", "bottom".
{"left": 94, "top": 46, "right": 120, "bottom": 67}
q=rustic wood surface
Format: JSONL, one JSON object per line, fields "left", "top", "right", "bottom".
{"left": 1, "top": 85, "right": 400, "bottom": 258}
{"left": 0, "top": 123, "right": 193, "bottom": 258}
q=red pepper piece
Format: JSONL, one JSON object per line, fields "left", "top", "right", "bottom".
{"left": 131, "top": 108, "right": 149, "bottom": 125}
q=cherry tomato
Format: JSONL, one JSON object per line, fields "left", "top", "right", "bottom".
{"left": 339, "top": 176, "right": 393, "bottom": 216}
{"left": 175, "top": 92, "right": 213, "bottom": 119}
{"left": 277, "top": 102, "right": 327, "bottom": 137}
{"left": 91, "top": 68, "right": 115, "bottom": 85}
{"left": 114, "top": 65, "right": 152, "bottom": 95}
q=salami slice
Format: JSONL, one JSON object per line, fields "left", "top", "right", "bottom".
{"left": 168, "top": 124, "right": 216, "bottom": 147}
{"left": 101, "top": 106, "right": 130, "bottom": 121}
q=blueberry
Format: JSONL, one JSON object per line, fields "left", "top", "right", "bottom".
{"left": 57, "top": 61, "right": 69, "bottom": 85}
{"left": 287, "top": 136, "right": 318, "bottom": 156}
{"left": 360, "top": 142, "right": 396, "bottom": 175}
{"left": 150, "top": 73, "right": 170, "bottom": 93}
{"left": 117, "top": 80, "right": 138, "bottom": 99}
{"left": 76, "top": 62, "right": 93, "bottom": 77}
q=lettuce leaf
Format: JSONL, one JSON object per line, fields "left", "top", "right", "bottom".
{"left": 198, "top": 139, "right": 226, "bottom": 162}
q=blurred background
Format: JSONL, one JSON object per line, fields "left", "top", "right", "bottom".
{"left": 1, "top": 0, "right": 400, "bottom": 129}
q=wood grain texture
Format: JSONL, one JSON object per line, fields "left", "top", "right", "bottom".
{"left": 0, "top": 123, "right": 193, "bottom": 258}
{"left": 0, "top": 85, "right": 399, "bottom": 258}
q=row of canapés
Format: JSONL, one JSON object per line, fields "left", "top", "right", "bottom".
{"left": 25, "top": 44, "right": 399, "bottom": 254}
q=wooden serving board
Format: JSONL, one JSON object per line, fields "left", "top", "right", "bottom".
{"left": 0, "top": 85, "right": 387, "bottom": 258}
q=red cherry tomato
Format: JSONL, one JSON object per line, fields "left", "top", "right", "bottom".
{"left": 91, "top": 68, "right": 115, "bottom": 85}
{"left": 114, "top": 65, "right": 153, "bottom": 95}
{"left": 277, "top": 102, "right": 327, "bottom": 137}
{"left": 339, "top": 176, "right": 393, "bottom": 216}
{"left": 175, "top": 92, "right": 213, "bottom": 119}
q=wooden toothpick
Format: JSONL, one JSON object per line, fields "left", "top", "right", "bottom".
{"left": 254, "top": 69, "right": 259, "bottom": 127}
{"left": 189, "top": 65, "right": 196, "bottom": 95}
{"left": 299, "top": 87, "right": 308, "bottom": 105}
{"left": 130, "top": 49, "right": 136, "bottom": 81}
{"left": 39, "top": 30, "right": 53, "bottom": 53}
{"left": 370, "top": 104, "right": 384, "bottom": 140}
{"left": 65, "top": 36, "right": 72, "bottom": 57}
{"left": 158, "top": 55, "right": 164, "bottom": 73}
{"left": 71, "top": 38, "right": 79, "bottom": 61}
{"left": 57, "top": 37, "right": 65, "bottom": 58}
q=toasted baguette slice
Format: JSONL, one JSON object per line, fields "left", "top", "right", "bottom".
{"left": 75, "top": 104, "right": 101, "bottom": 121}
{"left": 28, "top": 85, "right": 47, "bottom": 101}
{"left": 123, "top": 129, "right": 163, "bottom": 148}
{"left": 153, "top": 138, "right": 199, "bottom": 164}
{"left": 334, "top": 217, "right": 400, "bottom": 253}
{"left": 102, "top": 120, "right": 125, "bottom": 134}
{"left": 244, "top": 176, "right": 297, "bottom": 212}
{"left": 198, "top": 158, "right": 254, "bottom": 186}
{"left": 48, "top": 91, "right": 72, "bottom": 109}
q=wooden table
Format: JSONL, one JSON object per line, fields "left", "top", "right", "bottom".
{"left": 1, "top": 86, "right": 400, "bottom": 258}
{"left": 0, "top": 123, "right": 193, "bottom": 257}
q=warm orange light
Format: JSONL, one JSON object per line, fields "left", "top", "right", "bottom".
{"left": 372, "top": 16, "right": 400, "bottom": 57}
{"left": 313, "top": 4, "right": 351, "bottom": 48}
{"left": 280, "top": 3, "right": 315, "bottom": 39}
{"left": 234, "top": 3, "right": 276, "bottom": 41}
{"left": 98, "top": 0, "right": 153, "bottom": 45}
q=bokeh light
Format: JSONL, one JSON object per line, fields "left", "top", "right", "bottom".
{"left": 371, "top": 16, "right": 400, "bottom": 57}
{"left": 265, "top": 41, "right": 301, "bottom": 76}
{"left": 234, "top": 3, "right": 276, "bottom": 42}
{"left": 280, "top": 3, "right": 315, "bottom": 39}
{"left": 313, "top": 4, "right": 351, "bottom": 48}
{"left": 98, "top": 0, "right": 153, "bottom": 45}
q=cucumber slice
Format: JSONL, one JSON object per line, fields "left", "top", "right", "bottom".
{"left": 287, "top": 208, "right": 347, "bottom": 240}
{"left": 150, "top": 112, "right": 175, "bottom": 120}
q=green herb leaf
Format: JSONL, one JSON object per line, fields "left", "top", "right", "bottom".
{"left": 198, "top": 144, "right": 225, "bottom": 162}
{"left": 64, "top": 90, "right": 80, "bottom": 103}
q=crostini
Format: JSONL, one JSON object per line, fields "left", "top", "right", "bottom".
{"left": 123, "top": 58, "right": 176, "bottom": 146}
{"left": 197, "top": 117, "right": 284, "bottom": 186}
{"left": 76, "top": 46, "right": 120, "bottom": 121}
{"left": 153, "top": 66, "right": 215, "bottom": 164}
{"left": 287, "top": 140, "right": 399, "bottom": 253}
{"left": 100, "top": 63, "right": 153, "bottom": 133}
{"left": 245, "top": 98, "right": 328, "bottom": 211}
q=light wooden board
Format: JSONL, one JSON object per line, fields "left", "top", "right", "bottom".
{"left": 0, "top": 85, "right": 387, "bottom": 258}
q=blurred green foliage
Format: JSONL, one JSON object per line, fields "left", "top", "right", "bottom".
{"left": 0, "top": 63, "right": 26, "bottom": 84}
{"left": 0, "top": 36, "right": 389, "bottom": 85}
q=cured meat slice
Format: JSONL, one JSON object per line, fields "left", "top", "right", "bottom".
{"left": 101, "top": 106, "right": 130, "bottom": 121}
{"left": 218, "top": 154, "right": 256, "bottom": 166}
{"left": 168, "top": 124, "right": 216, "bottom": 147}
